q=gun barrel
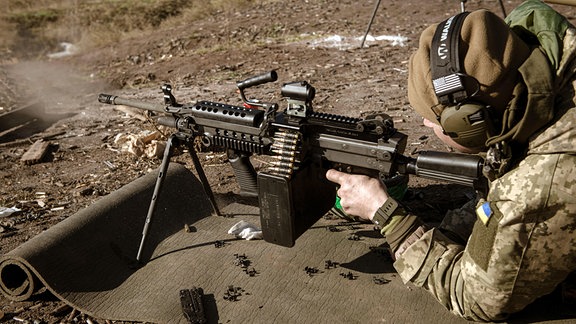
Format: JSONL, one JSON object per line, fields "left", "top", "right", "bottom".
{"left": 98, "top": 94, "right": 167, "bottom": 113}
{"left": 405, "top": 151, "right": 484, "bottom": 188}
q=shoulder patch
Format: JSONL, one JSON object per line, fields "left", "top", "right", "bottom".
{"left": 476, "top": 202, "right": 493, "bottom": 225}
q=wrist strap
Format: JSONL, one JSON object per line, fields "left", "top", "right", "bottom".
{"left": 372, "top": 197, "right": 400, "bottom": 226}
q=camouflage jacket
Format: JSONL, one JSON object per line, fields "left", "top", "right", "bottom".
{"left": 391, "top": 4, "right": 576, "bottom": 322}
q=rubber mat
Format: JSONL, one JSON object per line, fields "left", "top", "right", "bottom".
{"left": 2, "top": 163, "right": 567, "bottom": 323}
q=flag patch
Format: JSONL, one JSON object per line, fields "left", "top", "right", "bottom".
{"left": 476, "top": 202, "right": 493, "bottom": 225}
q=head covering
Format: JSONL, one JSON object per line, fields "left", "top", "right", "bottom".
{"left": 407, "top": 10, "right": 531, "bottom": 126}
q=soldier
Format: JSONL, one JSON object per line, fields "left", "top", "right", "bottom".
{"left": 326, "top": 0, "right": 576, "bottom": 321}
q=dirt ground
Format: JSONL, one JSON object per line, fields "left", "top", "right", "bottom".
{"left": 1, "top": 0, "right": 575, "bottom": 323}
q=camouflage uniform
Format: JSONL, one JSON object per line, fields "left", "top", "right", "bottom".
{"left": 391, "top": 5, "right": 576, "bottom": 322}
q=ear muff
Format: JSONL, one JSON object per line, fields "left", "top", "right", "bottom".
{"left": 430, "top": 12, "right": 494, "bottom": 148}
{"left": 439, "top": 102, "right": 494, "bottom": 148}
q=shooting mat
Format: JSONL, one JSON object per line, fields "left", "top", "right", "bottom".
{"left": 0, "top": 164, "right": 570, "bottom": 323}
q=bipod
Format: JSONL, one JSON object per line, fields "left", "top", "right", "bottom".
{"left": 136, "top": 133, "right": 221, "bottom": 263}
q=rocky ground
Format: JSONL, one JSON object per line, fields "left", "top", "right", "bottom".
{"left": 0, "top": 0, "right": 574, "bottom": 322}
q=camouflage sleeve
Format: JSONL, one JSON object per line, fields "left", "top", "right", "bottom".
{"left": 392, "top": 152, "right": 576, "bottom": 322}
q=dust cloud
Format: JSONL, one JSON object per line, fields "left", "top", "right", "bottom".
{"left": 3, "top": 60, "right": 106, "bottom": 115}
{"left": 0, "top": 60, "right": 108, "bottom": 142}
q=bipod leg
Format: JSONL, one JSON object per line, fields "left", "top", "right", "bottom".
{"left": 136, "top": 134, "right": 179, "bottom": 263}
{"left": 185, "top": 140, "right": 221, "bottom": 217}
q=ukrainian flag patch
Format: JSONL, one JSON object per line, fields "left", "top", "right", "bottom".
{"left": 476, "top": 202, "right": 492, "bottom": 225}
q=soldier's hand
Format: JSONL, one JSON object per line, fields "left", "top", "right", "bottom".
{"left": 326, "top": 169, "right": 389, "bottom": 221}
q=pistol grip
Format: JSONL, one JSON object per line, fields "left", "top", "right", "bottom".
{"left": 227, "top": 150, "right": 258, "bottom": 198}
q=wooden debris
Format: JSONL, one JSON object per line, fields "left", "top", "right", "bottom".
{"left": 73, "top": 185, "right": 94, "bottom": 197}
{"left": 114, "top": 131, "right": 164, "bottom": 158}
{"left": 0, "top": 130, "right": 65, "bottom": 148}
{"left": 20, "top": 139, "right": 50, "bottom": 165}
{"left": 103, "top": 160, "right": 117, "bottom": 170}
{"left": 140, "top": 130, "right": 161, "bottom": 144}
{"left": 145, "top": 140, "right": 165, "bottom": 158}
{"left": 67, "top": 308, "right": 78, "bottom": 321}
{"left": 50, "top": 303, "right": 72, "bottom": 316}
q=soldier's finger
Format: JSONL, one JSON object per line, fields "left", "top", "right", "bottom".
{"left": 326, "top": 169, "right": 347, "bottom": 185}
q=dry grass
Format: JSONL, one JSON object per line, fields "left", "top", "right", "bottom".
{"left": 0, "top": 0, "right": 268, "bottom": 60}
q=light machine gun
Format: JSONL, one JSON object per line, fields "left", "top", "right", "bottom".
{"left": 98, "top": 71, "right": 486, "bottom": 262}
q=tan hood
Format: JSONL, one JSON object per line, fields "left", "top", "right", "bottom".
{"left": 407, "top": 10, "right": 531, "bottom": 126}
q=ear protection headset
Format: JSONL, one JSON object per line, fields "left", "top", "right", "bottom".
{"left": 430, "top": 12, "right": 495, "bottom": 148}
